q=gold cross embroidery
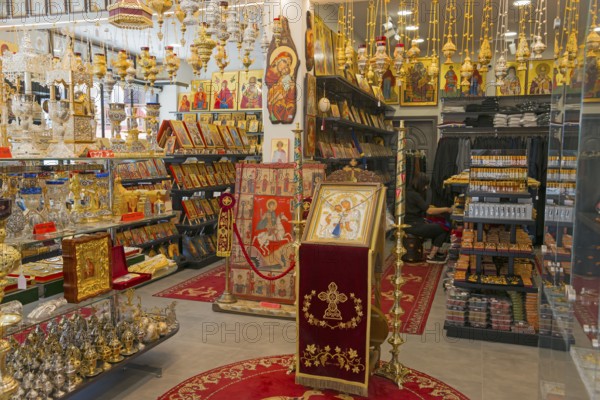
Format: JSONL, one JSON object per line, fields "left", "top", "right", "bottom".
{"left": 318, "top": 282, "right": 348, "bottom": 321}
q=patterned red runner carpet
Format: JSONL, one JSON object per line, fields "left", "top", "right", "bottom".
{"left": 153, "top": 259, "right": 442, "bottom": 335}
{"left": 158, "top": 354, "right": 468, "bottom": 400}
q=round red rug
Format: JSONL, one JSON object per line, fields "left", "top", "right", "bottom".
{"left": 158, "top": 355, "right": 469, "bottom": 400}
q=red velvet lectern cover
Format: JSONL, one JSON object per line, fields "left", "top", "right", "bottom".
{"left": 296, "top": 243, "right": 371, "bottom": 397}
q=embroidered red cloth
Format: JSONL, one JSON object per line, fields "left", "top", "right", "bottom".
{"left": 296, "top": 243, "right": 371, "bottom": 396}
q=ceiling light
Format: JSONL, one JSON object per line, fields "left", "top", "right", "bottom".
{"left": 595, "top": 26, "right": 600, "bottom": 32}
{"left": 397, "top": 10, "right": 413, "bottom": 16}
{"left": 513, "top": 0, "right": 531, "bottom": 5}
{"left": 503, "top": 31, "right": 517, "bottom": 37}
{"left": 414, "top": 38, "right": 424, "bottom": 43}
{"left": 168, "top": 43, "right": 182, "bottom": 48}
{"left": 405, "top": 25, "right": 418, "bottom": 31}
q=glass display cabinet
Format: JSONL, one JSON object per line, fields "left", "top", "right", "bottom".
{"left": 538, "top": 0, "right": 600, "bottom": 398}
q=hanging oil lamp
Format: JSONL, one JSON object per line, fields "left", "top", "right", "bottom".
{"left": 196, "top": 24, "right": 216, "bottom": 73}
{"left": 357, "top": 44, "right": 368, "bottom": 75}
{"left": 92, "top": 53, "right": 107, "bottom": 81}
{"left": 393, "top": 43, "right": 405, "bottom": 76}
{"left": 427, "top": 54, "right": 439, "bottom": 85}
{"left": 441, "top": 0, "right": 457, "bottom": 64}
{"left": 164, "top": 46, "right": 180, "bottom": 81}
{"left": 460, "top": 56, "right": 474, "bottom": 88}
{"left": 125, "top": 58, "right": 136, "bottom": 85}
{"left": 174, "top": 2, "right": 186, "bottom": 46}
{"left": 406, "top": 39, "right": 421, "bottom": 62}
{"left": 147, "top": 56, "right": 159, "bottom": 86}
{"left": 477, "top": 0, "right": 493, "bottom": 72}
{"left": 147, "top": 0, "right": 173, "bottom": 40}
{"left": 370, "top": 36, "right": 391, "bottom": 81}
{"left": 495, "top": 55, "right": 508, "bottom": 86}
{"left": 531, "top": 0, "right": 547, "bottom": 59}
{"left": 111, "top": 49, "right": 129, "bottom": 80}
{"left": 515, "top": 2, "right": 531, "bottom": 71}
{"left": 188, "top": 44, "right": 203, "bottom": 75}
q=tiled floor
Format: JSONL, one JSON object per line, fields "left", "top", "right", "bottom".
{"left": 66, "top": 261, "right": 569, "bottom": 400}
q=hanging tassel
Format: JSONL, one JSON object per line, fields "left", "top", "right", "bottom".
{"left": 216, "top": 192, "right": 235, "bottom": 257}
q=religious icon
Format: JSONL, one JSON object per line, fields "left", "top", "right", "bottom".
{"left": 211, "top": 71, "right": 238, "bottom": 111}
{"left": 266, "top": 46, "right": 299, "bottom": 124}
{"left": 499, "top": 63, "right": 522, "bottom": 96}
{"left": 440, "top": 63, "right": 460, "bottom": 98}
{"left": 191, "top": 80, "right": 211, "bottom": 111}
{"left": 380, "top": 68, "right": 399, "bottom": 104}
{"left": 314, "top": 15, "right": 335, "bottom": 76}
{"left": 400, "top": 57, "right": 439, "bottom": 106}
{"left": 303, "top": 182, "right": 384, "bottom": 247}
{"left": 177, "top": 92, "right": 191, "bottom": 112}
{"left": 305, "top": 73, "right": 317, "bottom": 116}
{"left": 528, "top": 60, "right": 553, "bottom": 95}
{"left": 304, "top": 115, "right": 316, "bottom": 158}
{"left": 270, "top": 138, "right": 289, "bottom": 163}
{"left": 238, "top": 70, "right": 263, "bottom": 110}
{"left": 305, "top": 11, "right": 315, "bottom": 72}
{"left": 251, "top": 196, "right": 294, "bottom": 259}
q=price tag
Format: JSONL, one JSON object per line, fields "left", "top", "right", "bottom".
{"left": 0, "top": 147, "right": 11, "bottom": 158}
{"left": 33, "top": 222, "right": 57, "bottom": 235}
{"left": 17, "top": 272, "right": 26, "bottom": 290}
{"left": 120, "top": 212, "right": 145, "bottom": 222}
{"left": 259, "top": 301, "right": 281, "bottom": 309}
{"left": 88, "top": 149, "right": 115, "bottom": 158}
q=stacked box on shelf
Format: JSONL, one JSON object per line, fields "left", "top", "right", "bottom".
{"left": 469, "top": 295, "right": 489, "bottom": 328}
{"left": 526, "top": 292, "right": 539, "bottom": 331}
{"left": 445, "top": 289, "right": 469, "bottom": 327}
{"left": 539, "top": 304, "right": 553, "bottom": 336}
{"left": 490, "top": 297, "right": 512, "bottom": 331}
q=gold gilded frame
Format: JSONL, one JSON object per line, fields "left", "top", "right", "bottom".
{"left": 302, "top": 182, "right": 384, "bottom": 247}
{"left": 63, "top": 233, "right": 112, "bottom": 303}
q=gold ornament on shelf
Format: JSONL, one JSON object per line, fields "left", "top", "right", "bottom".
{"left": 477, "top": 0, "right": 493, "bottom": 72}
{"left": 108, "top": 0, "right": 153, "bottom": 30}
{"left": 441, "top": 0, "right": 457, "bottom": 64}
{"left": 164, "top": 46, "right": 180, "bottom": 82}
{"left": 147, "top": 0, "right": 173, "bottom": 40}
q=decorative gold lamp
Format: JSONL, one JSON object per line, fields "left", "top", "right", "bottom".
{"left": 531, "top": 0, "right": 548, "bottom": 58}
{"left": 370, "top": 36, "right": 392, "bottom": 81}
{"left": 477, "top": 0, "right": 493, "bottom": 72}
{"left": 108, "top": 0, "right": 153, "bottom": 30}
{"left": 196, "top": 24, "right": 217, "bottom": 74}
{"left": 459, "top": 0, "right": 474, "bottom": 88}
{"left": 336, "top": 4, "right": 348, "bottom": 72}
{"left": 425, "top": 0, "right": 440, "bottom": 85}
{"left": 515, "top": 2, "right": 531, "bottom": 71}
{"left": 174, "top": 1, "right": 187, "bottom": 45}
{"left": 164, "top": 46, "right": 180, "bottom": 82}
{"left": 494, "top": 0, "right": 510, "bottom": 87}
{"left": 441, "top": 0, "right": 457, "bottom": 64}
{"left": 147, "top": 0, "right": 173, "bottom": 40}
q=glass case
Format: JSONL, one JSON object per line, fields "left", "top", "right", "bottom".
{"left": 538, "top": 0, "right": 600, "bottom": 398}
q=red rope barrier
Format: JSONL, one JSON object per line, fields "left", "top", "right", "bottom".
{"left": 232, "top": 222, "right": 296, "bottom": 281}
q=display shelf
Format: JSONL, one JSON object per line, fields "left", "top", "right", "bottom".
{"left": 61, "top": 324, "right": 179, "bottom": 400}
{"left": 2, "top": 286, "right": 39, "bottom": 306}
{"left": 176, "top": 219, "right": 218, "bottom": 231}
{"left": 21, "top": 248, "right": 62, "bottom": 264}
{"left": 467, "top": 191, "right": 532, "bottom": 199}
{"left": 6, "top": 213, "right": 177, "bottom": 247}
{"left": 135, "top": 234, "right": 181, "bottom": 249}
{"left": 314, "top": 156, "right": 393, "bottom": 163}
{"left": 441, "top": 94, "right": 552, "bottom": 102}
{"left": 439, "top": 126, "right": 550, "bottom": 134}
{"left": 120, "top": 176, "right": 172, "bottom": 185}
{"left": 316, "top": 75, "right": 394, "bottom": 112}
{"left": 543, "top": 252, "right": 572, "bottom": 262}
{"left": 185, "top": 254, "right": 221, "bottom": 269}
{"left": 545, "top": 220, "right": 574, "bottom": 228}
{"left": 444, "top": 322, "right": 538, "bottom": 346}
{"left": 578, "top": 212, "right": 600, "bottom": 236}
{"left": 570, "top": 347, "right": 600, "bottom": 400}
{"left": 323, "top": 117, "right": 392, "bottom": 135}
{"left": 453, "top": 280, "right": 538, "bottom": 293}
{"left": 165, "top": 153, "right": 256, "bottom": 160}
{"left": 460, "top": 249, "right": 535, "bottom": 258}
{"left": 171, "top": 185, "right": 231, "bottom": 194}
{"left": 451, "top": 213, "right": 464, "bottom": 222}
{"left": 0, "top": 155, "right": 167, "bottom": 162}
{"left": 463, "top": 216, "right": 535, "bottom": 225}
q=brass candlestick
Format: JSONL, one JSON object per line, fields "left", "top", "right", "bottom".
{"left": 375, "top": 121, "right": 411, "bottom": 387}
{"left": 217, "top": 256, "right": 237, "bottom": 304}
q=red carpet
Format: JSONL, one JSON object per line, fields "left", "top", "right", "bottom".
{"left": 158, "top": 354, "right": 468, "bottom": 400}
{"left": 153, "top": 258, "right": 442, "bottom": 335}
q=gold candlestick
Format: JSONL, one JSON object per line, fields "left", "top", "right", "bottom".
{"left": 217, "top": 192, "right": 237, "bottom": 304}
{"left": 375, "top": 121, "right": 411, "bottom": 387}
{"left": 217, "top": 256, "right": 237, "bottom": 304}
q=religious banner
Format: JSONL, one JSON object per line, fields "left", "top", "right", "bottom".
{"left": 266, "top": 16, "right": 300, "bottom": 124}
{"left": 230, "top": 163, "right": 326, "bottom": 305}
{"left": 296, "top": 243, "right": 371, "bottom": 397}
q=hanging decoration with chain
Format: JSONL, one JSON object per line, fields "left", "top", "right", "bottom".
{"left": 478, "top": 0, "right": 493, "bottom": 72}
{"left": 441, "top": 0, "right": 457, "bottom": 64}
{"left": 426, "top": 0, "right": 440, "bottom": 85}
{"left": 494, "top": 0, "right": 510, "bottom": 87}
{"left": 459, "top": 0, "right": 474, "bottom": 88}
{"left": 515, "top": 1, "right": 532, "bottom": 71}
{"left": 532, "top": 0, "right": 548, "bottom": 58}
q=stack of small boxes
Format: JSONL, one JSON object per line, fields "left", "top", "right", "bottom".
{"left": 525, "top": 292, "right": 539, "bottom": 332}
{"left": 469, "top": 295, "right": 489, "bottom": 328}
{"left": 446, "top": 289, "right": 469, "bottom": 327}
{"left": 490, "top": 297, "right": 512, "bottom": 331}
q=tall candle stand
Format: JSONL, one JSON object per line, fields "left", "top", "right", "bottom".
{"left": 375, "top": 120, "right": 411, "bottom": 387}
{"left": 217, "top": 193, "right": 237, "bottom": 304}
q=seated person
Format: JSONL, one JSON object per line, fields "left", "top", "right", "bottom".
{"left": 405, "top": 172, "right": 453, "bottom": 264}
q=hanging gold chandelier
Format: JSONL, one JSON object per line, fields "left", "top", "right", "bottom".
{"left": 515, "top": 1, "right": 531, "bottom": 71}
{"left": 426, "top": 0, "right": 440, "bottom": 85}
{"left": 477, "top": 0, "right": 493, "bottom": 72}
{"left": 494, "top": 0, "right": 509, "bottom": 87}
{"left": 459, "top": 0, "right": 474, "bottom": 88}
{"left": 108, "top": 0, "right": 153, "bottom": 30}
{"left": 147, "top": 0, "right": 173, "bottom": 40}
{"left": 531, "top": 0, "right": 548, "bottom": 58}
{"left": 441, "top": 0, "right": 457, "bottom": 64}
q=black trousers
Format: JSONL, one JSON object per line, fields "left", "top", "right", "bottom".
{"left": 405, "top": 222, "right": 449, "bottom": 248}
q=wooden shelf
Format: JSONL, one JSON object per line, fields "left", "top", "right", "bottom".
{"left": 316, "top": 75, "right": 395, "bottom": 112}
{"left": 323, "top": 118, "right": 392, "bottom": 135}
